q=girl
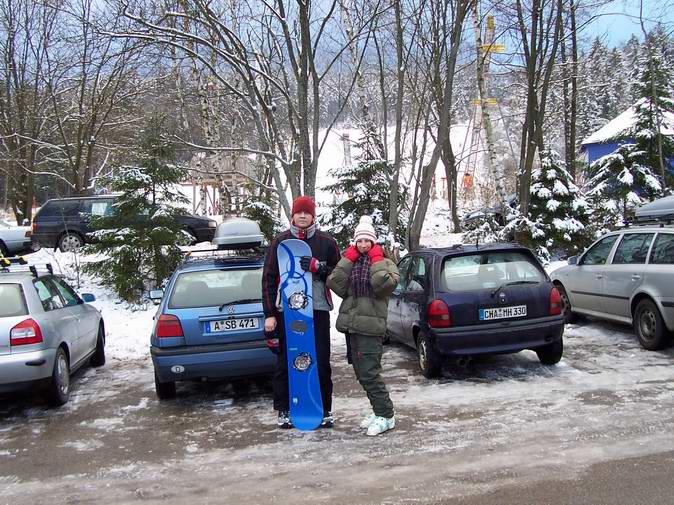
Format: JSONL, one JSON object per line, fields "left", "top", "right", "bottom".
{"left": 327, "top": 216, "right": 400, "bottom": 436}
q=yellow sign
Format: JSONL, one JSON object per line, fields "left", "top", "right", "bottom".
{"left": 480, "top": 43, "right": 505, "bottom": 53}
{"left": 471, "top": 98, "right": 497, "bottom": 106}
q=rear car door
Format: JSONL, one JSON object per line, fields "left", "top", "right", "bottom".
{"left": 566, "top": 234, "right": 620, "bottom": 315}
{"left": 387, "top": 256, "right": 413, "bottom": 341}
{"left": 399, "top": 255, "right": 430, "bottom": 346}
{"left": 165, "top": 266, "right": 264, "bottom": 347}
{"left": 602, "top": 232, "right": 654, "bottom": 319}
{"left": 44, "top": 200, "right": 82, "bottom": 241}
{"left": 33, "top": 278, "right": 81, "bottom": 360}
{"left": 51, "top": 277, "right": 97, "bottom": 358}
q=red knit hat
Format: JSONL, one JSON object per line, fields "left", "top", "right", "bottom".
{"left": 291, "top": 196, "right": 316, "bottom": 218}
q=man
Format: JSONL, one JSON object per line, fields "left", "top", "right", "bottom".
{"left": 262, "top": 196, "right": 341, "bottom": 429}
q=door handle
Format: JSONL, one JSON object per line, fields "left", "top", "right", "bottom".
{"left": 631, "top": 274, "right": 641, "bottom": 280}
{"left": 596, "top": 274, "right": 603, "bottom": 279}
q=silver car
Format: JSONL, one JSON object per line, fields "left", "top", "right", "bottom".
{"left": 551, "top": 226, "right": 674, "bottom": 350}
{"left": 0, "top": 261, "right": 105, "bottom": 405}
{"left": 0, "top": 219, "right": 33, "bottom": 256}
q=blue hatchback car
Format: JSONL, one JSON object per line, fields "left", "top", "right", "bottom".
{"left": 150, "top": 219, "right": 275, "bottom": 399}
{"left": 387, "top": 243, "right": 565, "bottom": 378}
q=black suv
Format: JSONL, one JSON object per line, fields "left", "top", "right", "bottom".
{"left": 32, "top": 196, "right": 217, "bottom": 252}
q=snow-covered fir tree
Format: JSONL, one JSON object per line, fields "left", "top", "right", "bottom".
{"left": 525, "top": 149, "right": 590, "bottom": 259}
{"left": 320, "top": 123, "right": 407, "bottom": 249}
{"left": 586, "top": 144, "right": 664, "bottom": 236}
{"left": 84, "top": 116, "right": 190, "bottom": 303}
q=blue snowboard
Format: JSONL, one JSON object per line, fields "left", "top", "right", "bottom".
{"left": 277, "top": 239, "right": 323, "bottom": 431}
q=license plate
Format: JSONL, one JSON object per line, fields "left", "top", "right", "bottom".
{"left": 208, "top": 318, "right": 259, "bottom": 332}
{"left": 479, "top": 305, "right": 527, "bottom": 321}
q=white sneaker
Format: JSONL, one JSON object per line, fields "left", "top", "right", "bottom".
{"left": 366, "top": 416, "right": 395, "bottom": 436}
{"left": 360, "top": 413, "right": 376, "bottom": 429}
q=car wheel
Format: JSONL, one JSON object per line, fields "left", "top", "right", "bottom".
{"left": 536, "top": 337, "right": 563, "bottom": 365}
{"left": 383, "top": 330, "right": 391, "bottom": 345}
{"left": 58, "top": 232, "right": 84, "bottom": 252}
{"left": 90, "top": 324, "right": 106, "bottom": 367}
{"left": 556, "top": 283, "right": 577, "bottom": 324}
{"left": 186, "top": 228, "right": 198, "bottom": 245}
{"left": 155, "top": 372, "right": 176, "bottom": 400}
{"left": 47, "top": 347, "right": 71, "bottom": 406}
{"left": 0, "top": 240, "right": 8, "bottom": 257}
{"left": 634, "top": 299, "right": 669, "bottom": 351}
{"left": 417, "top": 333, "right": 441, "bottom": 379}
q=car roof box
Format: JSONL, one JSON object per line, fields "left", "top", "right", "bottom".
{"left": 212, "top": 218, "right": 264, "bottom": 249}
{"left": 635, "top": 195, "right": 674, "bottom": 222}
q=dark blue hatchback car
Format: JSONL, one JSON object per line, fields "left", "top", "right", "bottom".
{"left": 150, "top": 220, "right": 275, "bottom": 399}
{"left": 387, "top": 243, "right": 565, "bottom": 378}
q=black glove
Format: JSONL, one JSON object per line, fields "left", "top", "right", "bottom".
{"left": 300, "top": 256, "right": 328, "bottom": 279}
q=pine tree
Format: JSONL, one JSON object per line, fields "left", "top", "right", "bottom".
{"left": 526, "top": 149, "right": 591, "bottom": 258}
{"left": 320, "top": 124, "right": 407, "bottom": 249}
{"left": 83, "top": 115, "right": 190, "bottom": 303}
{"left": 586, "top": 143, "right": 664, "bottom": 237}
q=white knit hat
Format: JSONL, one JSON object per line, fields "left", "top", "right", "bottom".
{"left": 353, "top": 216, "right": 377, "bottom": 243}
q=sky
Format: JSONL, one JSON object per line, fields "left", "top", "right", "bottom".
{"left": 587, "top": 0, "right": 674, "bottom": 46}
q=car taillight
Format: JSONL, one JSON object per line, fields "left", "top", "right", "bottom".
{"left": 549, "top": 287, "right": 562, "bottom": 316}
{"left": 428, "top": 299, "right": 451, "bottom": 328}
{"left": 24, "top": 230, "right": 31, "bottom": 237}
{"left": 32, "top": 222, "right": 37, "bottom": 233}
{"left": 10, "top": 318, "right": 44, "bottom": 346}
{"left": 156, "top": 314, "right": 183, "bottom": 338}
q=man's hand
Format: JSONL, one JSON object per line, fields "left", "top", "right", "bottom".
{"left": 264, "top": 316, "right": 277, "bottom": 332}
{"left": 300, "top": 256, "right": 327, "bottom": 276}
{"left": 368, "top": 245, "right": 385, "bottom": 264}
{"left": 343, "top": 245, "right": 360, "bottom": 263}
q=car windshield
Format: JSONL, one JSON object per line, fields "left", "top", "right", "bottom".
{"left": 442, "top": 251, "right": 545, "bottom": 292}
{"left": 0, "top": 284, "right": 28, "bottom": 317}
{"left": 168, "top": 267, "right": 262, "bottom": 309}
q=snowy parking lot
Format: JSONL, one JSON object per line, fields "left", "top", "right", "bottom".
{"left": 2, "top": 270, "right": 674, "bottom": 505}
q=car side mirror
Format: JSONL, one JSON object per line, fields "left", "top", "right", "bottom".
{"left": 81, "top": 293, "right": 96, "bottom": 302}
{"left": 149, "top": 289, "right": 164, "bottom": 302}
{"left": 567, "top": 256, "right": 578, "bottom": 266}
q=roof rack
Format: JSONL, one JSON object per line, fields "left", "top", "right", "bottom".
{"left": 180, "top": 247, "right": 266, "bottom": 264}
{"left": 0, "top": 255, "right": 54, "bottom": 277}
{"left": 623, "top": 214, "right": 674, "bottom": 228}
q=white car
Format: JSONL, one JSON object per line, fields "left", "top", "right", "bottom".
{"left": 0, "top": 220, "right": 33, "bottom": 256}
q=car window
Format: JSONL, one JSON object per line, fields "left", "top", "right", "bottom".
{"left": 168, "top": 268, "right": 262, "bottom": 309}
{"left": 407, "top": 257, "right": 428, "bottom": 292}
{"left": 50, "top": 277, "right": 81, "bottom": 307}
{"left": 612, "top": 233, "right": 654, "bottom": 265}
{"left": 442, "top": 251, "right": 545, "bottom": 291}
{"left": 40, "top": 200, "right": 80, "bottom": 218}
{"left": 581, "top": 235, "right": 619, "bottom": 266}
{"left": 395, "top": 256, "right": 413, "bottom": 291}
{"left": 650, "top": 233, "right": 674, "bottom": 264}
{"left": 0, "top": 284, "right": 28, "bottom": 317}
{"left": 81, "top": 199, "right": 114, "bottom": 218}
{"left": 33, "top": 278, "right": 65, "bottom": 311}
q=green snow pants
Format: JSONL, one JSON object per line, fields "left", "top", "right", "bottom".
{"left": 348, "top": 333, "right": 394, "bottom": 419}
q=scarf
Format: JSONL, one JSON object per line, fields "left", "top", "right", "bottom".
{"left": 349, "top": 253, "right": 373, "bottom": 298}
{"left": 290, "top": 222, "right": 316, "bottom": 240}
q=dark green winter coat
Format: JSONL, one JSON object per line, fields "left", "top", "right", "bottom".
{"left": 327, "top": 257, "right": 400, "bottom": 337}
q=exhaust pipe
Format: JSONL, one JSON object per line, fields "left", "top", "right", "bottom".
{"left": 456, "top": 356, "right": 472, "bottom": 368}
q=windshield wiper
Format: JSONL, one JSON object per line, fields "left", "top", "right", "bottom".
{"left": 491, "top": 280, "right": 540, "bottom": 297}
{"left": 219, "top": 298, "right": 261, "bottom": 311}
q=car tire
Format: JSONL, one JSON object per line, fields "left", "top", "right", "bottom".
{"left": 556, "top": 283, "right": 577, "bottom": 324}
{"left": 536, "top": 337, "right": 564, "bottom": 365}
{"left": 383, "top": 330, "right": 391, "bottom": 345}
{"left": 0, "top": 240, "right": 8, "bottom": 257}
{"left": 155, "top": 372, "right": 176, "bottom": 400}
{"left": 47, "top": 347, "right": 71, "bottom": 406}
{"left": 634, "top": 299, "right": 669, "bottom": 351}
{"left": 90, "top": 325, "right": 106, "bottom": 367}
{"left": 58, "top": 232, "right": 84, "bottom": 252}
{"left": 417, "top": 333, "right": 442, "bottom": 379}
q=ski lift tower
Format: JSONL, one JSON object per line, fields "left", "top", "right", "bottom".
{"left": 459, "top": 13, "right": 504, "bottom": 207}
